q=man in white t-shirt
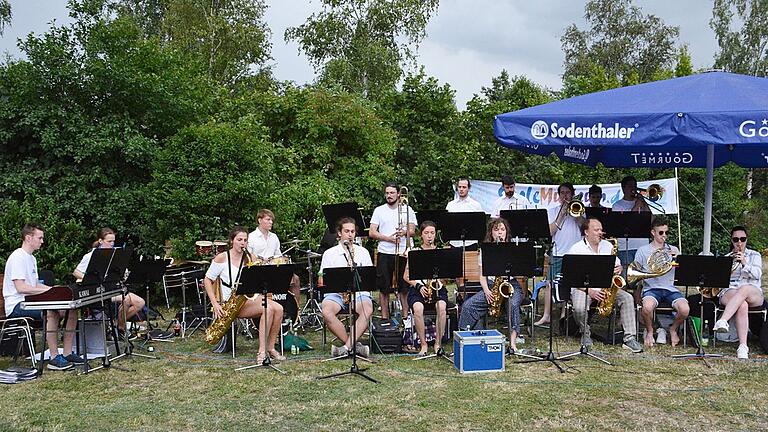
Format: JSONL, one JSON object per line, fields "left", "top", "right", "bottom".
{"left": 2, "top": 223, "right": 80, "bottom": 370}
{"left": 534, "top": 183, "right": 584, "bottom": 326}
{"left": 491, "top": 175, "right": 532, "bottom": 217}
{"left": 566, "top": 218, "right": 643, "bottom": 353}
{"left": 247, "top": 208, "right": 301, "bottom": 300}
{"left": 369, "top": 182, "right": 417, "bottom": 322}
{"left": 611, "top": 176, "right": 651, "bottom": 268}
{"left": 320, "top": 217, "right": 374, "bottom": 358}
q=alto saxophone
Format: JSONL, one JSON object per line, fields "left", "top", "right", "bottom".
{"left": 205, "top": 250, "right": 251, "bottom": 345}
{"left": 423, "top": 279, "right": 443, "bottom": 304}
{"left": 489, "top": 276, "right": 514, "bottom": 318}
{"left": 596, "top": 237, "right": 624, "bottom": 317}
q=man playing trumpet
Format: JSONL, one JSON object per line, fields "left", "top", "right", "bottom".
{"left": 634, "top": 218, "right": 688, "bottom": 347}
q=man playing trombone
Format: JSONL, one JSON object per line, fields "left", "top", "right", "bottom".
{"left": 491, "top": 175, "right": 531, "bottom": 217}
{"left": 634, "top": 218, "right": 688, "bottom": 347}
{"left": 369, "top": 182, "right": 416, "bottom": 323}
{"left": 611, "top": 176, "right": 651, "bottom": 267}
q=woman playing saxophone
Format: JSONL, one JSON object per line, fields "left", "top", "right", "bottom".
{"left": 403, "top": 220, "right": 448, "bottom": 356}
{"left": 457, "top": 218, "right": 525, "bottom": 353}
{"left": 204, "top": 226, "right": 284, "bottom": 363}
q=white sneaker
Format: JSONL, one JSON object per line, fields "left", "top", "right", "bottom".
{"left": 736, "top": 344, "right": 749, "bottom": 359}
{"left": 713, "top": 319, "right": 729, "bottom": 333}
{"left": 403, "top": 315, "right": 412, "bottom": 328}
{"left": 656, "top": 327, "right": 667, "bottom": 344}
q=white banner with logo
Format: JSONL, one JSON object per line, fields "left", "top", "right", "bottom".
{"left": 461, "top": 177, "right": 678, "bottom": 215}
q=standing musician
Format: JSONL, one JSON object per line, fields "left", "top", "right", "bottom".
{"left": 491, "top": 175, "right": 531, "bottom": 217}
{"left": 611, "top": 176, "right": 651, "bottom": 267}
{"left": 458, "top": 218, "right": 525, "bottom": 352}
{"left": 247, "top": 209, "right": 301, "bottom": 300}
{"left": 369, "top": 182, "right": 416, "bottom": 322}
{"left": 566, "top": 218, "right": 643, "bottom": 353}
{"left": 319, "top": 217, "right": 374, "bottom": 358}
{"left": 534, "top": 183, "right": 584, "bottom": 326}
{"left": 73, "top": 227, "right": 146, "bottom": 339}
{"left": 204, "top": 226, "right": 284, "bottom": 363}
{"left": 3, "top": 223, "right": 81, "bottom": 370}
{"left": 712, "top": 226, "right": 764, "bottom": 359}
{"left": 634, "top": 218, "right": 688, "bottom": 347}
{"left": 403, "top": 221, "right": 448, "bottom": 356}
{"left": 445, "top": 178, "right": 484, "bottom": 249}
{"left": 586, "top": 184, "right": 605, "bottom": 208}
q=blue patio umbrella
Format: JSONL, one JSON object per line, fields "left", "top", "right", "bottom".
{"left": 493, "top": 71, "right": 768, "bottom": 253}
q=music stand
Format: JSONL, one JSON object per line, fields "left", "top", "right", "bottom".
{"left": 585, "top": 207, "right": 611, "bottom": 228}
{"left": 441, "top": 211, "right": 486, "bottom": 301}
{"left": 125, "top": 257, "right": 172, "bottom": 347}
{"left": 499, "top": 209, "right": 551, "bottom": 243}
{"left": 317, "top": 264, "right": 378, "bottom": 383}
{"left": 407, "top": 248, "right": 462, "bottom": 362}
{"left": 604, "top": 211, "right": 651, "bottom": 270}
{"left": 672, "top": 255, "right": 731, "bottom": 364}
{"left": 557, "top": 255, "right": 615, "bottom": 366}
{"left": 479, "top": 242, "right": 540, "bottom": 360}
{"left": 416, "top": 210, "right": 447, "bottom": 231}
{"left": 81, "top": 247, "right": 133, "bottom": 373}
{"left": 234, "top": 264, "right": 296, "bottom": 374}
{"left": 322, "top": 202, "right": 368, "bottom": 237}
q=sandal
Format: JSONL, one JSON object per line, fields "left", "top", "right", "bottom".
{"left": 268, "top": 349, "right": 286, "bottom": 362}
{"left": 256, "top": 351, "right": 268, "bottom": 364}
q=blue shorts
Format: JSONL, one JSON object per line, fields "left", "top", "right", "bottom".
{"left": 8, "top": 303, "right": 43, "bottom": 321}
{"left": 548, "top": 256, "right": 563, "bottom": 281}
{"left": 642, "top": 288, "right": 686, "bottom": 308}
{"left": 322, "top": 293, "right": 372, "bottom": 310}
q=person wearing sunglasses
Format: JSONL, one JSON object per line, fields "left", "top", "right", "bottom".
{"left": 712, "top": 226, "right": 764, "bottom": 359}
{"left": 634, "top": 218, "right": 687, "bottom": 347}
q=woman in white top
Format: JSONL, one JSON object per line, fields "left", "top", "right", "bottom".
{"left": 712, "top": 226, "right": 764, "bottom": 359}
{"left": 204, "top": 226, "right": 284, "bottom": 363}
{"left": 73, "top": 228, "right": 146, "bottom": 336}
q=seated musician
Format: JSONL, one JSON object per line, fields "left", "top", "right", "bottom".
{"left": 566, "top": 217, "right": 643, "bottom": 353}
{"left": 403, "top": 221, "right": 448, "bottom": 356}
{"left": 247, "top": 208, "right": 301, "bottom": 301}
{"left": 319, "top": 217, "right": 374, "bottom": 358}
{"left": 635, "top": 218, "right": 688, "bottom": 347}
{"left": 73, "top": 227, "right": 146, "bottom": 339}
{"left": 3, "top": 223, "right": 81, "bottom": 370}
{"left": 712, "top": 226, "right": 764, "bottom": 359}
{"left": 457, "top": 218, "right": 525, "bottom": 352}
{"left": 204, "top": 226, "right": 284, "bottom": 363}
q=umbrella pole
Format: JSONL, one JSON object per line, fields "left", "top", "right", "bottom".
{"left": 675, "top": 168, "right": 683, "bottom": 252}
{"left": 702, "top": 144, "right": 714, "bottom": 255}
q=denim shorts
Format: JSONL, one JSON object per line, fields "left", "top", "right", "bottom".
{"left": 642, "top": 288, "right": 686, "bottom": 307}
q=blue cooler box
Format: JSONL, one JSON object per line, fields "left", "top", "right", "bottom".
{"left": 453, "top": 330, "right": 505, "bottom": 374}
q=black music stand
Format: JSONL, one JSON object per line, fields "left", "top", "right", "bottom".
{"left": 585, "top": 207, "right": 611, "bottom": 228}
{"left": 234, "top": 264, "right": 296, "bottom": 374}
{"left": 605, "top": 211, "right": 651, "bottom": 268}
{"left": 557, "top": 255, "right": 615, "bottom": 366}
{"left": 441, "top": 211, "right": 486, "bottom": 300}
{"left": 407, "top": 248, "right": 462, "bottom": 362}
{"left": 322, "top": 202, "right": 368, "bottom": 237}
{"left": 672, "top": 255, "right": 731, "bottom": 364}
{"left": 125, "top": 257, "right": 172, "bottom": 349}
{"left": 81, "top": 247, "right": 132, "bottom": 373}
{"left": 480, "top": 242, "right": 540, "bottom": 360}
{"left": 499, "top": 209, "right": 551, "bottom": 243}
{"left": 317, "top": 264, "right": 378, "bottom": 383}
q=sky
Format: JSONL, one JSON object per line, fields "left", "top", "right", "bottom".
{"left": 0, "top": 0, "right": 719, "bottom": 109}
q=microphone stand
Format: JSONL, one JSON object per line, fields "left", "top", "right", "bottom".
{"left": 318, "top": 242, "right": 378, "bottom": 383}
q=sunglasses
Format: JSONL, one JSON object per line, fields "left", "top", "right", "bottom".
{"left": 732, "top": 236, "right": 747, "bottom": 243}
{"left": 655, "top": 230, "right": 668, "bottom": 236}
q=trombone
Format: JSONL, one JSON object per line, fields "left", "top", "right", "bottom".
{"left": 635, "top": 184, "right": 665, "bottom": 214}
{"left": 392, "top": 186, "right": 410, "bottom": 290}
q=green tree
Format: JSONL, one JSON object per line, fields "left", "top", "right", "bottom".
{"left": 118, "top": 0, "right": 272, "bottom": 86}
{"left": 711, "top": 0, "right": 768, "bottom": 77}
{"left": 561, "top": 0, "right": 680, "bottom": 88}
{"left": 285, "top": 0, "right": 438, "bottom": 99}
{"left": 0, "top": 0, "right": 10, "bottom": 35}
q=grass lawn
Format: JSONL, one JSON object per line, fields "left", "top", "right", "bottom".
{"left": 1, "top": 309, "right": 767, "bottom": 432}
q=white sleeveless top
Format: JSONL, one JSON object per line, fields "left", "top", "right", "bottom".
{"left": 205, "top": 257, "right": 246, "bottom": 301}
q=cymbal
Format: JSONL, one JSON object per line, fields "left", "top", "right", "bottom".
{"left": 284, "top": 239, "right": 307, "bottom": 245}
